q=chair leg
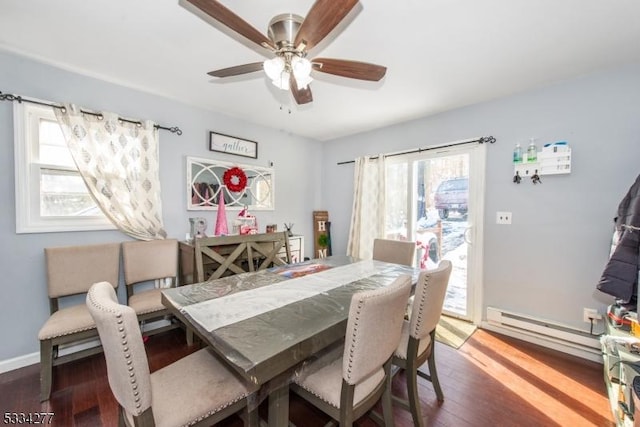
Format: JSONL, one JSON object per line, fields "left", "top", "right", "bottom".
{"left": 427, "top": 346, "right": 444, "bottom": 403}
{"left": 243, "top": 405, "right": 259, "bottom": 427}
{"left": 39, "top": 339, "right": 53, "bottom": 402}
{"left": 339, "top": 382, "right": 356, "bottom": 427}
{"left": 186, "top": 328, "right": 194, "bottom": 346}
{"left": 381, "top": 368, "right": 396, "bottom": 427}
{"left": 118, "top": 407, "right": 127, "bottom": 427}
{"left": 406, "top": 362, "right": 424, "bottom": 427}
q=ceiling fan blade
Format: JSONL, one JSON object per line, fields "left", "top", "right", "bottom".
{"left": 208, "top": 62, "right": 264, "bottom": 78}
{"left": 186, "top": 0, "right": 275, "bottom": 50}
{"left": 294, "top": 0, "right": 359, "bottom": 51}
{"left": 290, "top": 74, "right": 313, "bottom": 105}
{"left": 312, "top": 58, "right": 387, "bottom": 81}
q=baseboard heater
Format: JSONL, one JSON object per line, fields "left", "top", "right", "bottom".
{"left": 485, "top": 306, "right": 601, "bottom": 358}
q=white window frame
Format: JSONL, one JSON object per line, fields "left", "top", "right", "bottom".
{"left": 14, "top": 101, "right": 115, "bottom": 233}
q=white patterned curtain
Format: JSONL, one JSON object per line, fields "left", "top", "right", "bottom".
{"left": 347, "top": 155, "right": 386, "bottom": 259}
{"left": 54, "top": 103, "right": 166, "bottom": 240}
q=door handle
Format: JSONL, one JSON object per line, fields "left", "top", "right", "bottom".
{"left": 464, "top": 226, "right": 472, "bottom": 245}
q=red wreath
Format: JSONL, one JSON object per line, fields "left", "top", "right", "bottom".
{"left": 223, "top": 167, "right": 248, "bottom": 193}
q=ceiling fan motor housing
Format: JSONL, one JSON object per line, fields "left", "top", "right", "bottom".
{"left": 267, "top": 13, "right": 303, "bottom": 50}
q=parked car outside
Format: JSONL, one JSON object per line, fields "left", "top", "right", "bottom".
{"left": 434, "top": 177, "right": 468, "bottom": 219}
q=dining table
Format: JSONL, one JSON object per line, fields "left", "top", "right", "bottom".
{"left": 161, "top": 255, "right": 419, "bottom": 427}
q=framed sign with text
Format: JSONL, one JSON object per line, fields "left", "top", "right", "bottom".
{"left": 209, "top": 131, "right": 258, "bottom": 159}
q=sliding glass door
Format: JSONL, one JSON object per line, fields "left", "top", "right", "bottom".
{"left": 385, "top": 142, "right": 486, "bottom": 321}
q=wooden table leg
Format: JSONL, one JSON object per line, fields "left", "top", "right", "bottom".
{"left": 268, "top": 383, "right": 290, "bottom": 427}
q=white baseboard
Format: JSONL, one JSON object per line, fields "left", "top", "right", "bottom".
{"left": 481, "top": 321, "right": 604, "bottom": 363}
{"left": 0, "top": 319, "right": 173, "bottom": 374}
{"left": 0, "top": 352, "right": 40, "bottom": 374}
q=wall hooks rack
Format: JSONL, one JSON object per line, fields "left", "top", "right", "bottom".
{"left": 513, "top": 141, "right": 571, "bottom": 184}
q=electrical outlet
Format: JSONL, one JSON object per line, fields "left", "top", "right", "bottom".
{"left": 496, "top": 211, "right": 512, "bottom": 225}
{"left": 583, "top": 308, "right": 601, "bottom": 323}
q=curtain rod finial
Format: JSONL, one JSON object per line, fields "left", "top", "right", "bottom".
{"left": 480, "top": 136, "right": 496, "bottom": 144}
{"left": 0, "top": 91, "right": 22, "bottom": 103}
{"left": 154, "top": 125, "right": 182, "bottom": 135}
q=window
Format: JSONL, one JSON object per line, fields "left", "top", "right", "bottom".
{"left": 14, "top": 102, "right": 114, "bottom": 233}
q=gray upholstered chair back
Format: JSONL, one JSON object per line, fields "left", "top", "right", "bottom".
{"left": 122, "top": 239, "right": 178, "bottom": 285}
{"left": 86, "top": 281, "right": 152, "bottom": 418}
{"left": 372, "top": 238, "right": 416, "bottom": 267}
{"left": 342, "top": 274, "right": 412, "bottom": 385}
{"left": 45, "top": 243, "right": 120, "bottom": 299}
{"left": 409, "top": 260, "right": 452, "bottom": 341}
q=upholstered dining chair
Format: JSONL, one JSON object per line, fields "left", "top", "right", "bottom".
{"left": 391, "top": 260, "right": 452, "bottom": 427}
{"left": 372, "top": 238, "right": 416, "bottom": 267}
{"left": 38, "top": 242, "right": 120, "bottom": 401}
{"left": 121, "top": 239, "right": 180, "bottom": 338}
{"left": 290, "top": 274, "right": 412, "bottom": 426}
{"left": 86, "top": 281, "right": 259, "bottom": 427}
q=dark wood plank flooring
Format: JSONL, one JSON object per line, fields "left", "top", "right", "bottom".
{"left": 0, "top": 328, "right": 613, "bottom": 426}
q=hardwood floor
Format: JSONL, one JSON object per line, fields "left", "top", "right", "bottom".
{"left": 0, "top": 328, "right": 613, "bottom": 426}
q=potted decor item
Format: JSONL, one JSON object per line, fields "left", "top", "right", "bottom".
{"left": 317, "top": 233, "right": 329, "bottom": 258}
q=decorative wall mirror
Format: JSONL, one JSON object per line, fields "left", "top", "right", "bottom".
{"left": 187, "top": 156, "right": 275, "bottom": 211}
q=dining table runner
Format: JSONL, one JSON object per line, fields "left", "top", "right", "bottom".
{"left": 182, "top": 259, "right": 389, "bottom": 332}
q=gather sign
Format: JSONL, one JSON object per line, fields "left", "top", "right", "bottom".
{"left": 209, "top": 131, "right": 258, "bottom": 159}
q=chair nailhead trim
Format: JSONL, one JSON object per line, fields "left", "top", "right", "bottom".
{"left": 87, "top": 288, "right": 145, "bottom": 415}
{"left": 189, "top": 395, "right": 248, "bottom": 425}
{"left": 413, "top": 275, "right": 430, "bottom": 338}
{"left": 346, "top": 299, "right": 365, "bottom": 379}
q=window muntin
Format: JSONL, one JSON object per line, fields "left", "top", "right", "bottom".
{"left": 14, "top": 102, "right": 114, "bottom": 233}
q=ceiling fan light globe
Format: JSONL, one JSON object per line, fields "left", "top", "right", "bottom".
{"left": 295, "top": 74, "right": 313, "bottom": 89}
{"left": 272, "top": 71, "right": 290, "bottom": 90}
{"left": 263, "top": 57, "right": 285, "bottom": 81}
{"left": 291, "top": 57, "right": 312, "bottom": 80}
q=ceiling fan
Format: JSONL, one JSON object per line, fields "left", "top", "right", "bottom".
{"left": 185, "top": 0, "right": 387, "bottom": 105}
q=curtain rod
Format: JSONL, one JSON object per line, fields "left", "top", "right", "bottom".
{"left": 336, "top": 136, "right": 496, "bottom": 165}
{"left": 0, "top": 91, "right": 182, "bottom": 135}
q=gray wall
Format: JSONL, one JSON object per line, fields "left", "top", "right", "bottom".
{"left": 0, "top": 51, "right": 323, "bottom": 361}
{"left": 322, "top": 61, "right": 640, "bottom": 331}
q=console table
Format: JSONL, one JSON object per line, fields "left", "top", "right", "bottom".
{"left": 179, "top": 234, "right": 304, "bottom": 285}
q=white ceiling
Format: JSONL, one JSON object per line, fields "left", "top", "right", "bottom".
{"left": 1, "top": 0, "right": 639, "bottom": 141}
